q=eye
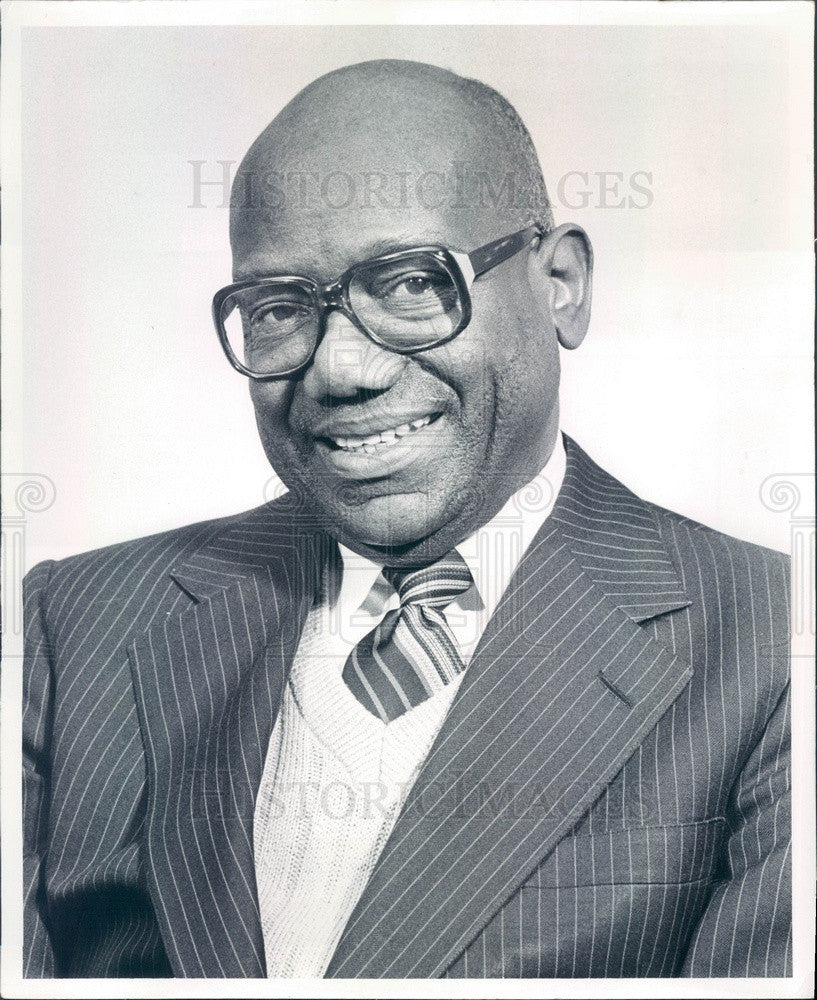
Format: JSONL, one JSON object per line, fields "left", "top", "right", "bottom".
{"left": 250, "top": 299, "right": 314, "bottom": 333}
{"left": 400, "top": 275, "right": 437, "bottom": 296}
{"left": 261, "top": 302, "right": 309, "bottom": 323}
{"left": 376, "top": 270, "right": 450, "bottom": 300}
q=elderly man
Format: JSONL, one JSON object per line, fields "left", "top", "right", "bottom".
{"left": 23, "top": 60, "right": 790, "bottom": 979}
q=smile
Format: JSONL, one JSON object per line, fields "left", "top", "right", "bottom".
{"left": 313, "top": 411, "right": 446, "bottom": 480}
{"left": 328, "top": 413, "right": 438, "bottom": 453}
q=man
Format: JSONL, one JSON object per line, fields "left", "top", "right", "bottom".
{"left": 23, "top": 59, "right": 790, "bottom": 979}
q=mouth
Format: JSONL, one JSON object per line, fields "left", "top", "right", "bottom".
{"left": 310, "top": 411, "right": 446, "bottom": 479}
{"left": 321, "top": 412, "right": 441, "bottom": 454}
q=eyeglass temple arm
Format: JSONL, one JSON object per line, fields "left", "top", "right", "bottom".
{"left": 467, "top": 224, "right": 544, "bottom": 279}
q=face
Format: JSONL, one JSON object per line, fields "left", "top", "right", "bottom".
{"left": 231, "top": 104, "right": 566, "bottom": 565}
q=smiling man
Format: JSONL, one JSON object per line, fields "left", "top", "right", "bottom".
{"left": 23, "top": 60, "right": 791, "bottom": 980}
{"left": 225, "top": 61, "right": 583, "bottom": 565}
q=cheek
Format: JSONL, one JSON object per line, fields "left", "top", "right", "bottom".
{"left": 250, "top": 381, "right": 292, "bottom": 423}
{"left": 456, "top": 310, "right": 539, "bottom": 415}
{"left": 249, "top": 383, "right": 299, "bottom": 454}
{"left": 463, "top": 304, "right": 558, "bottom": 452}
{"left": 496, "top": 345, "right": 559, "bottom": 439}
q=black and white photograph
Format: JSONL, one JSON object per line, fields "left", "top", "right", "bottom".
{"left": 1, "top": 1, "right": 813, "bottom": 996}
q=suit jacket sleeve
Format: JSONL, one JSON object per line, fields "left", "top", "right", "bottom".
{"left": 22, "top": 559, "right": 58, "bottom": 977}
{"left": 681, "top": 675, "right": 792, "bottom": 977}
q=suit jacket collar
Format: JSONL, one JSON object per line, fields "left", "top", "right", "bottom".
{"left": 549, "top": 436, "right": 690, "bottom": 621}
{"left": 128, "top": 435, "right": 692, "bottom": 978}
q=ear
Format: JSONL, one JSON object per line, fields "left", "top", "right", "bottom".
{"left": 528, "top": 223, "right": 593, "bottom": 350}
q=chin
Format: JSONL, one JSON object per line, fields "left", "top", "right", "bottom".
{"left": 337, "top": 513, "right": 436, "bottom": 551}
{"left": 329, "top": 494, "right": 452, "bottom": 555}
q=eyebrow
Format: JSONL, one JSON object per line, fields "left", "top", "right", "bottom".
{"left": 237, "top": 231, "right": 464, "bottom": 282}
{"left": 356, "top": 233, "right": 457, "bottom": 257}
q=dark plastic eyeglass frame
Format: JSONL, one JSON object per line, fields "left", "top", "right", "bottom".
{"left": 212, "top": 222, "right": 544, "bottom": 379}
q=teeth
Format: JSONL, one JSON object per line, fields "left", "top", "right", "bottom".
{"left": 330, "top": 414, "right": 435, "bottom": 451}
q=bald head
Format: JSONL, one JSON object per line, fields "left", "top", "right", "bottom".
{"left": 230, "top": 60, "right": 553, "bottom": 261}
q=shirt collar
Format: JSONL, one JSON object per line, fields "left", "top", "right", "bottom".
{"left": 337, "top": 433, "right": 567, "bottom": 619}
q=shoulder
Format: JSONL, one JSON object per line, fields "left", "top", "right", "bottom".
{"left": 642, "top": 499, "right": 790, "bottom": 661}
{"left": 23, "top": 499, "right": 296, "bottom": 621}
{"left": 567, "top": 433, "right": 788, "bottom": 580}
{"left": 564, "top": 435, "right": 790, "bottom": 642}
{"left": 648, "top": 502, "right": 789, "bottom": 602}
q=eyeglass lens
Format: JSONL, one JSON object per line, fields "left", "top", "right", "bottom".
{"left": 221, "top": 251, "right": 465, "bottom": 376}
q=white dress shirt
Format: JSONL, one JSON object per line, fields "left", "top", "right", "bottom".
{"left": 253, "top": 436, "right": 566, "bottom": 977}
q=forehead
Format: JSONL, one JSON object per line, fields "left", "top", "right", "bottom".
{"left": 230, "top": 99, "right": 519, "bottom": 280}
{"left": 233, "top": 169, "right": 479, "bottom": 282}
{"left": 232, "top": 209, "right": 476, "bottom": 282}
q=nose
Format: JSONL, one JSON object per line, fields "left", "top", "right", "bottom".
{"left": 301, "top": 308, "right": 407, "bottom": 401}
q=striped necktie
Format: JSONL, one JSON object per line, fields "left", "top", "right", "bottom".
{"left": 341, "top": 551, "right": 473, "bottom": 723}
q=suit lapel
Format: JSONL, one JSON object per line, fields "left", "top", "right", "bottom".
{"left": 128, "top": 502, "right": 332, "bottom": 977}
{"left": 326, "top": 437, "right": 694, "bottom": 978}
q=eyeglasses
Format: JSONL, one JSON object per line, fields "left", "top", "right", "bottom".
{"left": 212, "top": 223, "right": 544, "bottom": 379}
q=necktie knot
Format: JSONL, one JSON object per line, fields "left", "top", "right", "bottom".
{"left": 383, "top": 550, "right": 472, "bottom": 609}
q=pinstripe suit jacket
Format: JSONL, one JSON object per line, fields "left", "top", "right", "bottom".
{"left": 22, "top": 436, "right": 792, "bottom": 978}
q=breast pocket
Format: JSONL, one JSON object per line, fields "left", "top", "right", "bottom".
{"left": 446, "top": 819, "right": 728, "bottom": 979}
{"left": 531, "top": 817, "right": 728, "bottom": 890}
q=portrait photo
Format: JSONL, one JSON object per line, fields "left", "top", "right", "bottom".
{"left": 1, "top": 2, "right": 813, "bottom": 998}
